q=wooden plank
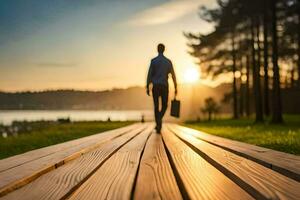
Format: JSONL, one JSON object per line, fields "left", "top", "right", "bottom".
{"left": 68, "top": 124, "right": 153, "bottom": 200}
{"left": 0, "top": 124, "right": 153, "bottom": 200}
{"left": 169, "top": 124, "right": 300, "bottom": 200}
{"left": 170, "top": 124, "right": 300, "bottom": 181}
{"left": 162, "top": 128, "right": 253, "bottom": 200}
{"left": 0, "top": 123, "right": 145, "bottom": 197}
{"left": 0, "top": 123, "right": 138, "bottom": 172}
{"left": 133, "top": 133, "right": 182, "bottom": 200}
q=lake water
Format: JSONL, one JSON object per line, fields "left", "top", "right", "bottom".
{"left": 0, "top": 110, "right": 153, "bottom": 125}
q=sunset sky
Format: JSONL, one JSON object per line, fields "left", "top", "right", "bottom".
{"left": 0, "top": 0, "right": 217, "bottom": 92}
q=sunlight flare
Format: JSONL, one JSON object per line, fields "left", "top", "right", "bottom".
{"left": 184, "top": 67, "right": 200, "bottom": 83}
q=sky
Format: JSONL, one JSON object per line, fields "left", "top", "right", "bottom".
{"left": 0, "top": 0, "right": 217, "bottom": 92}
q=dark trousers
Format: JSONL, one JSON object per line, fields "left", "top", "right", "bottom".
{"left": 152, "top": 84, "right": 168, "bottom": 131}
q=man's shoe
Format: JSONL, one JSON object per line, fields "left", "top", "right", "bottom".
{"left": 156, "top": 126, "right": 161, "bottom": 134}
{"left": 155, "top": 124, "right": 161, "bottom": 134}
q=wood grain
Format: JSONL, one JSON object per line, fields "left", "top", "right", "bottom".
{"left": 0, "top": 123, "right": 138, "bottom": 172}
{"left": 67, "top": 125, "right": 153, "bottom": 200}
{"left": 2, "top": 123, "right": 298, "bottom": 200}
{"left": 169, "top": 124, "right": 300, "bottom": 200}
{"left": 170, "top": 124, "right": 300, "bottom": 181}
{"left": 162, "top": 128, "right": 253, "bottom": 200}
{"left": 133, "top": 133, "right": 182, "bottom": 200}
{"left": 0, "top": 124, "right": 151, "bottom": 200}
{"left": 0, "top": 123, "right": 143, "bottom": 197}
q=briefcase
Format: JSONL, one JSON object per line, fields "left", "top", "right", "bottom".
{"left": 170, "top": 98, "right": 180, "bottom": 118}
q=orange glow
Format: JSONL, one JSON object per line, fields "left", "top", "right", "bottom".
{"left": 184, "top": 67, "right": 200, "bottom": 83}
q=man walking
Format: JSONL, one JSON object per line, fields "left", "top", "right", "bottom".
{"left": 146, "top": 43, "right": 177, "bottom": 133}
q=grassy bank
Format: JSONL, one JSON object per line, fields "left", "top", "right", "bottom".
{"left": 185, "top": 115, "right": 300, "bottom": 155}
{"left": 0, "top": 121, "right": 133, "bottom": 159}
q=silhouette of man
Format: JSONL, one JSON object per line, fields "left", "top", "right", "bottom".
{"left": 146, "top": 43, "right": 177, "bottom": 133}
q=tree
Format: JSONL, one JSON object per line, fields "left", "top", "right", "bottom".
{"left": 201, "top": 97, "right": 220, "bottom": 121}
{"left": 186, "top": 0, "right": 241, "bottom": 119}
{"left": 231, "top": 31, "right": 239, "bottom": 119}
{"left": 186, "top": 0, "right": 296, "bottom": 123}
{"left": 298, "top": 0, "right": 300, "bottom": 87}
{"left": 263, "top": 0, "right": 271, "bottom": 116}
{"left": 245, "top": 54, "right": 251, "bottom": 117}
{"left": 271, "top": 0, "right": 283, "bottom": 123}
{"left": 251, "top": 17, "right": 264, "bottom": 122}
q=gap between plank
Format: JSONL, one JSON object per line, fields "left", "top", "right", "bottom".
{"left": 0, "top": 124, "right": 145, "bottom": 197}
{"left": 63, "top": 125, "right": 151, "bottom": 200}
{"left": 0, "top": 124, "right": 138, "bottom": 174}
{"left": 161, "top": 131, "right": 190, "bottom": 200}
{"left": 129, "top": 129, "right": 154, "bottom": 200}
{"left": 169, "top": 125, "right": 300, "bottom": 182}
{"left": 167, "top": 127, "right": 267, "bottom": 200}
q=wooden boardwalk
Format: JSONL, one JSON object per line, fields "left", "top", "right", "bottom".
{"left": 0, "top": 123, "right": 299, "bottom": 200}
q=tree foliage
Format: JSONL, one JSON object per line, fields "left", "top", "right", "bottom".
{"left": 186, "top": 0, "right": 300, "bottom": 123}
{"left": 201, "top": 97, "right": 220, "bottom": 121}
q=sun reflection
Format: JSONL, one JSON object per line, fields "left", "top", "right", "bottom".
{"left": 184, "top": 67, "right": 200, "bottom": 83}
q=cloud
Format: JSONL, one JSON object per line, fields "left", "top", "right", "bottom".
{"left": 126, "top": 0, "right": 204, "bottom": 26}
{"left": 36, "top": 62, "right": 78, "bottom": 68}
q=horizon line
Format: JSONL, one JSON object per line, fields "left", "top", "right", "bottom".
{"left": 0, "top": 82, "right": 227, "bottom": 93}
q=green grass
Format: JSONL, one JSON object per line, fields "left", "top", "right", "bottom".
{"left": 185, "top": 115, "right": 300, "bottom": 155}
{"left": 0, "top": 121, "right": 133, "bottom": 159}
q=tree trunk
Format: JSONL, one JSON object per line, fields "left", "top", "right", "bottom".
{"left": 251, "top": 18, "right": 264, "bottom": 122}
{"left": 298, "top": 11, "right": 300, "bottom": 88}
{"left": 238, "top": 56, "right": 244, "bottom": 117}
{"left": 231, "top": 31, "right": 239, "bottom": 119}
{"left": 271, "top": 0, "right": 283, "bottom": 123}
{"left": 208, "top": 112, "right": 212, "bottom": 121}
{"left": 246, "top": 54, "right": 251, "bottom": 117}
{"left": 291, "top": 68, "right": 295, "bottom": 88}
{"left": 239, "top": 35, "right": 244, "bottom": 117}
{"left": 255, "top": 16, "right": 264, "bottom": 122}
{"left": 263, "top": 0, "right": 270, "bottom": 116}
{"left": 240, "top": 82, "right": 245, "bottom": 117}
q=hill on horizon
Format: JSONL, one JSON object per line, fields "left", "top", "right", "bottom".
{"left": 0, "top": 83, "right": 231, "bottom": 112}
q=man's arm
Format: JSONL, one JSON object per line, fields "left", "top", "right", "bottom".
{"left": 170, "top": 62, "right": 177, "bottom": 95}
{"left": 146, "top": 61, "right": 153, "bottom": 96}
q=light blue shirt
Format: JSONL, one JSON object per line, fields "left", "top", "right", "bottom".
{"left": 146, "top": 53, "right": 177, "bottom": 88}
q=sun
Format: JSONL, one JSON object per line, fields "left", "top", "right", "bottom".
{"left": 184, "top": 67, "right": 200, "bottom": 83}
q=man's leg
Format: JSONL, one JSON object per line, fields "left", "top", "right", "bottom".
{"left": 159, "top": 85, "right": 169, "bottom": 131}
{"left": 152, "top": 85, "right": 160, "bottom": 131}
{"left": 157, "top": 85, "right": 168, "bottom": 133}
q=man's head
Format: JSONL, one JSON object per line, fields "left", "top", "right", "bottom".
{"left": 157, "top": 43, "right": 165, "bottom": 54}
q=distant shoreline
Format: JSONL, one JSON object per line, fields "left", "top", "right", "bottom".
{"left": 0, "top": 109, "right": 150, "bottom": 111}
{"left": 0, "top": 110, "right": 153, "bottom": 125}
